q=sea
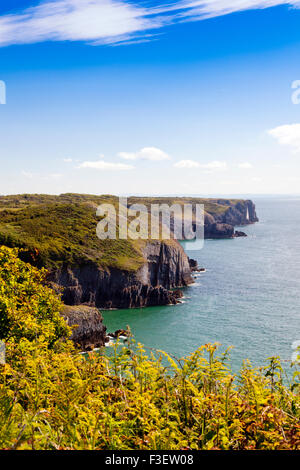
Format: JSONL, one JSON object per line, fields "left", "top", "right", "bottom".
{"left": 103, "top": 197, "right": 300, "bottom": 373}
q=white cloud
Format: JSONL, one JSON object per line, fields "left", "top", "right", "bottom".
{"left": 175, "top": 1, "right": 300, "bottom": 21}
{"left": 268, "top": 123, "right": 300, "bottom": 153}
{"left": 174, "top": 160, "right": 227, "bottom": 170}
{"left": 63, "top": 157, "right": 73, "bottom": 162}
{"left": 238, "top": 162, "right": 253, "bottom": 169}
{"left": 118, "top": 147, "right": 171, "bottom": 161}
{"left": 0, "top": 0, "right": 299, "bottom": 47}
{"left": 78, "top": 159, "right": 134, "bottom": 170}
{"left": 0, "top": 0, "right": 166, "bottom": 47}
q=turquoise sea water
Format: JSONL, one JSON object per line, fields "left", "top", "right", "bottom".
{"left": 103, "top": 198, "right": 300, "bottom": 372}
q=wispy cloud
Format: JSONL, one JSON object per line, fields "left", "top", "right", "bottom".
{"left": 268, "top": 123, "right": 300, "bottom": 153}
{"left": 174, "top": 1, "right": 300, "bottom": 21}
{"left": 174, "top": 160, "right": 227, "bottom": 169}
{"left": 118, "top": 146, "right": 171, "bottom": 161}
{"left": 0, "top": 0, "right": 299, "bottom": 47}
{"left": 0, "top": 0, "right": 168, "bottom": 47}
{"left": 78, "top": 159, "right": 134, "bottom": 170}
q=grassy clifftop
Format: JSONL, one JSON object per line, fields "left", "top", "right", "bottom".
{"left": 128, "top": 196, "right": 244, "bottom": 216}
{"left": 0, "top": 199, "right": 145, "bottom": 271}
{"left": 0, "top": 193, "right": 247, "bottom": 271}
{"left": 0, "top": 193, "right": 244, "bottom": 215}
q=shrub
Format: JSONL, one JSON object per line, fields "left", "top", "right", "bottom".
{"left": 0, "top": 246, "right": 70, "bottom": 348}
{"left": 0, "top": 246, "right": 299, "bottom": 450}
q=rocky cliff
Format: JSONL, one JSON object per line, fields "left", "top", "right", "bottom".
{"left": 214, "top": 199, "right": 258, "bottom": 226}
{"left": 0, "top": 194, "right": 258, "bottom": 312}
{"left": 128, "top": 197, "right": 258, "bottom": 240}
{"left": 51, "top": 240, "right": 193, "bottom": 309}
{"left": 204, "top": 200, "right": 258, "bottom": 239}
{"left": 62, "top": 304, "right": 107, "bottom": 351}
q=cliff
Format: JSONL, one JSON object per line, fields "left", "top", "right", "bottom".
{"left": 128, "top": 197, "right": 258, "bottom": 240}
{"left": 52, "top": 240, "right": 192, "bottom": 309}
{"left": 213, "top": 199, "right": 258, "bottom": 226}
{"left": 0, "top": 193, "right": 258, "bottom": 310}
{"left": 205, "top": 200, "right": 258, "bottom": 238}
{"left": 62, "top": 304, "right": 107, "bottom": 351}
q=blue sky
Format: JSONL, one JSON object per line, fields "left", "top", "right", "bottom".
{"left": 1, "top": 0, "right": 300, "bottom": 195}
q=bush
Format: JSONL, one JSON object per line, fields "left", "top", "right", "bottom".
{"left": 0, "top": 245, "right": 70, "bottom": 348}
{"left": 0, "top": 340, "right": 299, "bottom": 450}
{"left": 0, "top": 246, "right": 299, "bottom": 450}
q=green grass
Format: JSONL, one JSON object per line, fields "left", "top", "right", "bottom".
{"left": 127, "top": 196, "right": 245, "bottom": 217}
{"left": 0, "top": 202, "right": 145, "bottom": 271}
{"left": 0, "top": 193, "right": 249, "bottom": 272}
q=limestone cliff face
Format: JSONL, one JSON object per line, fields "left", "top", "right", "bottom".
{"left": 50, "top": 201, "right": 258, "bottom": 308}
{"left": 52, "top": 240, "right": 193, "bottom": 309}
{"left": 215, "top": 200, "right": 258, "bottom": 226}
{"left": 205, "top": 200, "right": 258, "bottom": 239}
{"left": 139, "top": 241, "right": 192, "bottom": 289}
{"left": 177, "top": 200, "right": 258, "bottom": 240}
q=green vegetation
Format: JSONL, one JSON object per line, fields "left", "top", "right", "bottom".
{"left": 0, "top": 193, "right": 243, "bottom": 213}
{"left": 0, "top": 200, "right": 145, "bottom": 271}
{"left": 0, "top": 246, "right": 299, "bottom": 450}
{"left": 0, "top": 193, "right": 246, "bottom": 273}
{"left": 0, "top": 246, "right": 69, "bottom": 347}
{"left": 128, "top": 196, "right": 241, "bottom": 216}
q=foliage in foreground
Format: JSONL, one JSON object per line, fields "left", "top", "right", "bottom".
{"left": 0, "top": 246, "right": 299, "bottom": 450}
{"left": 0, "top": 245, "right": 70, "bottom": 347}
{"left": 1, "top": 341, "right": 300, "bottom": 450}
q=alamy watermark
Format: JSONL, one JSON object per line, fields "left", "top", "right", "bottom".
{"left": 96, "top": 197, "right": 204, "bottom": 250}
{"left": 291, "top": 340, "right": 300, "bottom": 364}
{"left": 291, "top": 80, "right": 300, "bottom": 104}
{"left": 0, "top": 341, "right": 5, "bottom": 365}
{"left": 0, "top": 80, "right": 6, "bottom": 105}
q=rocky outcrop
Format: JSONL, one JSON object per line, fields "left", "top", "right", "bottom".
{"left": 188, "top": 258, "right": 199, "bottom": 271}
{"left": 204, "top": 200, "right": 258, "bottom": 239}
{"left": 108, "top": 329, "right": 129, "bottom": 339}
{"left": 51, "top": 240, "right": 193, "bottom": 309}
{"left": 205, "top": 222, "right": 234, "bottom": 239}
{"left": 62, "top": 305, "right": 107, "bottom": 351}
{"left": 176, "top": 200, "right": 258, "bottom": 240}
{"left": 234, "top": 231, "right": 247, "bottom": 238}
{"left": 188, "top": 258, "right": 205, "bottom": 273}
{"left": 215, "top": 200, "right": 258, "bottom": 226}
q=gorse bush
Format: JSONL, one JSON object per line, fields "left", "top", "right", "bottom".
{"left": 0, "top": 246, "right": 70, "bottom": 347}
{"left": 0, "top": 246, "right": 299, "bottom": 450}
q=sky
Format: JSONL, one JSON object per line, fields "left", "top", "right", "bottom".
{"left": 1, "top": 0, "right": 300, "bottom": 195}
